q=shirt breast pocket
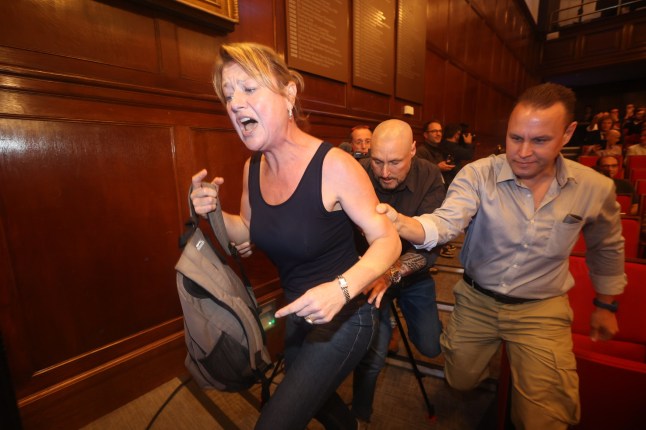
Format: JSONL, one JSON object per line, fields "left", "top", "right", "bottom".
{"left": 545, "top": 221, "right": 582, "bottom": 259}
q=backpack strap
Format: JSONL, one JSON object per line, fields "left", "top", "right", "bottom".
{"left": 188, "top": 184, "right": 261, "bottom": 311}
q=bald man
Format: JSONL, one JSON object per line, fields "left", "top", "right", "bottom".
{"left": 351, "top": 119, "right": 445, "bottom": 425}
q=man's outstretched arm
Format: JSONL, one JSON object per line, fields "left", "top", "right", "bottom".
{"left": 376, "top": 203, "right": 427, "bottom": 245}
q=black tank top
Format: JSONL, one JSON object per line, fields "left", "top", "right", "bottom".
{"left": 249, "top": 142, "right": 358, "bottom": 302}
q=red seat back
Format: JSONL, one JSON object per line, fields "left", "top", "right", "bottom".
{"left": 616, "top": 194, "right": 632, "bottom": 214}
{"left": 568, "top": 255, "right": 646, "bottom": 429}
{"left": 568, "top": 255, "right": 646, "bottom": 345}
{"left": 626, "top": 155, "right": 646, "bottom": 173}
{"left": 577, "top": 155, "right": 599, "bottom": 167}
{"left": 621, "top": 216, "right": 640, "bottom": 259}
{"left": 629, "top": 168, "right": 646, "bottom": 184}
{"left": 636, "top": 179, "right": 646, "bottom": 196}
{"left": 570, "top": 217, "right": 638, "bottom": 258}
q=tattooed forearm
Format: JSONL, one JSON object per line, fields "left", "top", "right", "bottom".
{"left": 398, "top": 252, "right": 426, "bottom": 276}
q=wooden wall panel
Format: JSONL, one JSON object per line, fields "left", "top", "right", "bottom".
{"left": 580, "top": 27, "right": 623, "bottom": 58}
{"left": 0, "top": 117, "right": 180, "bottom": 388}
{"left": 300, "top": 74, "right": 348, "bottom": 110}
{"left": 0, "top": 0, "right": 541, "bottom": 427}
{"left": 628, "top": 18, "right": 646, "bottom": 49}
{"left": 462, "top": 74, "right": 479, "bottom": 130}
{"left": 444, "top": 62, "right": 466, "bottom": 124}
{"left": 426, "top": 0, "right": 450, "bottom": 52}
{"left": 424, "top": 51, "right": 446, "bottom": 122}
{"left": 177, "top": 27, "right": 225, "bottom": 82}
{"left": 1, "top": 1, "right": 159, "bottom": 74}
{"left": 540, "top": 11, "right": 646, "bottom": 77}
{"left": 448, "top": 0, "right": 469, "bottom": 65}
{"left": 349, "top": 87, "right": 392, "bottom": 116}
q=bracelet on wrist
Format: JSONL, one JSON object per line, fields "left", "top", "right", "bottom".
{"left": 337, "top": 275, "right": 351, "bottom": 304}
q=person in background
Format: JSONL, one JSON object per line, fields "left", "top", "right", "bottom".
{"left": 582, "top": 113, "right": 613, "bottom": 155}
{"left": 190, "top": 42, "right": 400, "bottom": 430}
{"left": 623, "top": 108, "right": 645, "bottom": 148}
{"left": 439, "top": 123, "right": 476, "bottom": 187}
{"left": 416, "top": 119, "right": 457, "bottom": 258}
{"left": 609, "top": 107, "right": 621, "bottom": 130}
{"left": 625, "top": 127, "right": 646, "bottom": 159}
{"left": 416, "top": 120, "right": 454, "bottom": 174}
{"left": 377, "top": 83, "right": 626, "bottom": 429}
{"left": 593, "top": 128, "right": 622, "bottom": 158}
{"left": 596, "top": 155, "right": 638, "bottom": 215}
{"left": 351, "top": 119, "right": 445, "bottom": 427}
{"left": 350, "top": 125, "right": 372, "bottom": 158}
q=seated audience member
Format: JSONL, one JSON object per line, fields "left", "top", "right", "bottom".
{"left": 593, "top": 129, "right": 622, "bottom": 157}
{"left": 351, "top": 119, "right": 445, "bottom": 426}
{"left": 622, "top": 103, "right": 635, "bottom": 126}
{"left": 596, "top": 155, "right": 638, "bottom": 215}
{"left": 582, "top": 113, "right": 613, "bottom": 154}
{"left": 417, "top": 119, "right": 458, "bottom": 259}
{"left": 609, "top": 107, "right": 621, "bottom": 130}
{"left": 623, "top": 107, "right": 645, "bottom": 147}
{"left": 417, "top": 120, "right": 452, "bottom": 171}
{"left": 350, "top": 125, "right": 372, "bottom": 158}
{"left": 625, "top": 128, "right": 646, "bottom": 162}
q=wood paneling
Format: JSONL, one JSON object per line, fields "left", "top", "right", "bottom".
{"left": 448, "top": 0, "right": 469, "bottom": 65}
{"left": 444, "top": 62, "right": 466, "bottom": 124}
{"left": 0, "top": 0, "right": 541, "bottom": 427}
{"left": 541, "top": 11, "right": 646, "bottom": 76}
{"left": 426, "top": 0, "right": 450, "bottom": 53}
{"left": 424, "top": 51, "right": 446, "bottom": 122}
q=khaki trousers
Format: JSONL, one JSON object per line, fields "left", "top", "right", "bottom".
{"left": 440, "top": 279, "right": 580, "bottom": 430}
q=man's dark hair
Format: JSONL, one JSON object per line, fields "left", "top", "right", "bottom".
{"left": 423, "top": 120, "right": 442, "bottom": 132}
{"left": 444, "top": 124, "right": 462, "bottom": 140}
{"left": 516, "top": 83, "right": 576, "bottom": 125}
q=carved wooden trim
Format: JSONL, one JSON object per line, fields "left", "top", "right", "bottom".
{"left": 131, "top": 0, "right": 239, "bottom": 32}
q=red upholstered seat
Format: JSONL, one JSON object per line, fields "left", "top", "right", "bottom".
{"left": 615, "top": 193, "right": 632, "bottom": 214}
{"left": 571, "top": 216, "right": 640, "bottom": 259}
{"left": 568, "top": 255, "right": 646, "bottom": 429}
{"left": 629, "top": 167, "right": 646, "bottom": 184}
{"left": 577, "top": 155, "right": 598, "bottom": 167}
{"left": 626, "top": 155, "right": 646, "bottom": 175}
{"left": 620, "top": 216, "right": 640, "bottom": 259}
{"left": 636, "top": 179, "right": 646, "bottom": 196}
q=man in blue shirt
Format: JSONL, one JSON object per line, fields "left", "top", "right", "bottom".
{"left": 377, "top": 84, "right": 626, "bottom": 429}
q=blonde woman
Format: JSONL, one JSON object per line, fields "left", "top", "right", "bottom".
{"left": 190, "top": 43, "right": 400, "bottom": 429}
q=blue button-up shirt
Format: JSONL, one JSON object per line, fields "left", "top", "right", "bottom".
{"left": 415, "top": 154, "right": 626, "bottom": 299}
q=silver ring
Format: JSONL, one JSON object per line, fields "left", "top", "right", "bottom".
{"left": 304, "top": 316, "right": 314, "bottom": 325}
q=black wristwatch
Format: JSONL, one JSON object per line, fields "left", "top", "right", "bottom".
{"left": 593, "top": 297, "right": 618, "bottom": 313}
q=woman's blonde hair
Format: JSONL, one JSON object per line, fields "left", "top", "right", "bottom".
{"left": 213, "top": 43, "right": 305, "bottom": 124}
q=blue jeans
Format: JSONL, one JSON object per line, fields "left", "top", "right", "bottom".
{"left": 351, "top": 275, "right": 442, "bottom": 421}
{"left": 255, "top": 299, "right": 376, "bottom": 430}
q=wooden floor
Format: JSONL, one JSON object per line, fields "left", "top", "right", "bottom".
{"left": 83, "top": 239, "right": 504, "bottom": 429}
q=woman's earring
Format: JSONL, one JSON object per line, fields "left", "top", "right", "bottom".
{"left": 288, "top": 108, "right": 293, "bottom": 119}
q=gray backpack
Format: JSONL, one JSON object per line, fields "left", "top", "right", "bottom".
{"left": 175, "top": 189, "right": 273, "bottom": 399}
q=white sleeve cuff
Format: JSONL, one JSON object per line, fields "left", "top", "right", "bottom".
{"left": 412, "top": 214, "right": 439, "bottom": 251}
{"left": 590, "top": 272, "right": 627, "bottom": 296}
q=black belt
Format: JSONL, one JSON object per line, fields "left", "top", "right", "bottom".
{"left": 463, "top": 274, "right": 538, "bottom": 305}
